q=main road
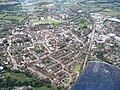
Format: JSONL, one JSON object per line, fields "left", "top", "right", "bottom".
{"left": 82, "top": 24, "right": 96, "bottom": 70}
{"left": 7, "top": 36, "right": 18, "bottom": 69}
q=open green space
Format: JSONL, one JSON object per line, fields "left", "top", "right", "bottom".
{"left": 31, "top": 19, "right": 40, "bottom": 22}
{"left": 30, "top": 19, "right": 68, "bottom": 24}
{"left": 34, "top": 46, "right": 45, "bottom": 54}
{"left": 41, "top": 19, "right": 64, "bottom": 24}
{"left": 43, "top": 59, "right": 51, "bottom": 64}
{"left": 0, "top": 20, "right": 11, "bottom": 24}
{"left": 3, "top": 72, "right": 32, "bottom": 82}
{"left": 4, "top": 16, "right": 25, "bottom": 22}
{"left": 99, "top": 11, "right": 120, "bottom": 16}
{"left": 4, "top": 64, "right": 13, "bottom": 69}
{"left": 0, "top": 14, "right": 6, "bottom": 18}
{"left": 98, "top": 11, "right": 120, "bottom": 17}
{"left": 32, "top": 85, "right": 57, "bottom": 90}
{"left": 0, "top": 70, "right": 58, "bottom": 89}
{"left": 79, "top": 24, "right": 88, "bottom": 28}
{"left": 63, "top": 78, "right": 70, "bottom": 84}
{"left": 73, "top": 64, "right": 81, "bottom": 74}
{"left": 0, "top": 27, "right": 4, "bottom": 30}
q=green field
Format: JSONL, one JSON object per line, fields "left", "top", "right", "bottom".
{"left": 0, "top": 20, "right": 11, "bottom": 24}
{"left": 0, "top": 27, "right": 4, "bottom": 30}
{"left": 30, "top": 19, "right": 40, "bottom": 22}
{"left": 40, "top": 19, "right": 64, "bottom": 24}
{"left": 98, "top": 11, "right": 120, "bottom": 17}
{"left": 79, "top": 24, "right": 88, "bottom": 28}
{"left": 30, "top": 19, "right": 68, "bottom": 24}
{"left": 0, "top": 70, "right": 58, "bottom": 89}
{"left": 5, "top": 16, "right": 25, "bottom": 22}
{"left": 32, "top": 85, "right": 57, "bottom": 90}
{"left": 0, "top": 14, "right": 6, "bottom": 18}
{"left": 4, "top": 64, "right": 13, "bottom": 69}
{"left": 73, "top": 64, "right": 81, "bottom": 74}
{"left": 4, "top": 72, "right": 32, "bottom": 82}
{"left": 63, "top": 78, "right": 70, "bottom": 84}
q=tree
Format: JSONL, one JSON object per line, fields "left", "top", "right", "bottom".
{"left": 3, "top": 39, "right": 8, "bottom": 44}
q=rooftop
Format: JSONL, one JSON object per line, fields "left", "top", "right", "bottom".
{"left": 108, "top": 18, "right": 120, "bottom": 23}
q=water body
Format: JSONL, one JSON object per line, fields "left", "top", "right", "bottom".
{"left": 72, "top": 61, "right": 120, "bottom": 90}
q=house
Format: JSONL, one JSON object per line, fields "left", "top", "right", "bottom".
{"left": 114, "top": 36, "right": 120, "bottom": 42}
{"left": 0, "top": 66, "right": 4, "bottom": 70}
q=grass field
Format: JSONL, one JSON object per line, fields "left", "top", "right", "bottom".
{"left": 2, "top": 71, "right": 58, "bottom": 89}
{"left": 98, "top": 11, "right": 120, "bottom": 17}
{"left": 0, "top": 27, "right": 4, "bottom": 30}
{"left": 40, "top": 19, "right": 63, "bottom": 24}
{"left": 79, "top": 24, "right": 88, "bottom": 28}
{"left": 5, "top": 16, "right": 25, "bottom": 22}
{"left": 4, "top": 64, "right": 12, "bottom": 69}
{"left": 73, "top": 64, "right": 81, "bottom": 74}
{"left": 63, "top": 78, "right": 70, "bottom": 84}
{"left": 32, "top": 84, "right": 57, "bottom": 90}
{"left": 0, "top": 14, "right": 6, "bottom": 18}
{"left": 0, "top": 20, "right": 11, "bottom": 24}
{"left": 30, "top": 19, "right": 40, "bottom": 22}
{"left": 3, "top": 72, "right": 32, "bottom": 82}
{"left": 30, "top": 19, "right": 68, "bottom": 24}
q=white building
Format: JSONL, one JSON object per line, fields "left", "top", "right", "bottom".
{"left": 0, "top": 66, "right": 4, "bottom": 70}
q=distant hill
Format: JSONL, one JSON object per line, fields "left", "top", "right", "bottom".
{"left": 96, "top": 0, "right": 120, "bottom": 3}
{"left": 8, "top": 0, "right": 19, "bottom": 2}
